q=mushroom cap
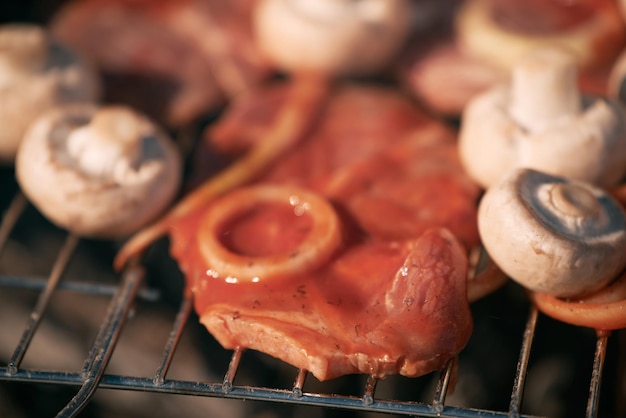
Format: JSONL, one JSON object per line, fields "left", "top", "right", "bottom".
{"left": 455, "top": 0, "right": 625, "bottom": 72}
{"left": 15, "top": 104, "right": 182, "bottom": 239}
{"left": 0, "top": 23, "right": 100, "bottom": 163}
{"left": 478, "top": 168, "right": 626, "bottom": 298}
{"left": 253, "top": 0, "right": 414, "bottom": 76}
{"left": 459, "top": 48, "right": 626, "bottom": 189}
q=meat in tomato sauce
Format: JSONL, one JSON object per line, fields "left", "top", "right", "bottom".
{"left": 167, "top": 83, "right": 480, "bottom": 380}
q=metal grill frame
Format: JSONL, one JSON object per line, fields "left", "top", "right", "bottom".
{"left": 0, "top": 190, "right": 617, "bottom": 418}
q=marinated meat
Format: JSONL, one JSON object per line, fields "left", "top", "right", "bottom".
{"left": 175, "top": 219, "right": 472, "bottom": 380}
{"left": 51, "top": 0, "right": 269, "bottom": 126}
{"left": 202, "top": 84, "right": 479, "bottom": 248}
{"left": 166, "top": 83, "right": 480, "bottom": 380}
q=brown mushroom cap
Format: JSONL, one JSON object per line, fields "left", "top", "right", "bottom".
{"left": 15, "top": 104, "right": 182, "bottom": 239}
{"left": 0, "top": 24, "right": 99, "bottom": 163}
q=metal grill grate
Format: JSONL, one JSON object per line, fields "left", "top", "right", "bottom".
{"left": 0, "top": 188, "right": 621, "bottom": 418}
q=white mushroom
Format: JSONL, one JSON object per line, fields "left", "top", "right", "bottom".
{"left": 459, "top": 47, "right": 626, "bottom": 189}
{"left": 253, "top": 0, "right": 414, "bottom": 75}
{"left": 478, "top": 168, "right": 626, "bottom": 298}
{"left": 15, "top": 104, "right": 182, "bottom": 239}
{"left": 0, "top": 24, "right": 99, "bottom": 163}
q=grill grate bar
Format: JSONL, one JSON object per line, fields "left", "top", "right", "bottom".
{"left": 0, "top": 192, "right": 27, "bottom": 254}
{"left": 432, "top": 358, "right": 455, "bottom": 414}
{"left": 508, "top": 305, "right": 539, "bottom": 417}
{"left": 0, "top": 274, "right": 160, "bottom": 300}
{"left": 585, "top": 331, "right": 609, "bottom": 418}
{"left": 362, "top": 374, "right": 378, "bottom": 405}
{"left": 7, "top": 233, "right": 80, "bottom": 374}
{"left": 0, "top": 368, "right": 545, "bottom": 418}
{"left": 154, "top": 292, "right": 194, "bottom": 385}
{"left": 222, "top": 346, "right": 244, "bottom": 392}
{"left": 79, "top": 261, "right": 144, "bottom": 376}
{"left": 57, "top": 263, "right": 146, "bottom": 418}
{"left": 292, "top": 368, "right": 307, "bottom": 397}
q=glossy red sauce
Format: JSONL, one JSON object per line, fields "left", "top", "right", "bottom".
{"left": 168, "top": 84, "right": 478, "bottom": 379}
{"left": 218, "top": 202, "right": 313, "bottom": 257}
{"left": 170, "top": 203, "right": 472, "bottom": 379}
{"left": 178, "top": 81, "right": 480, "bottom": 289}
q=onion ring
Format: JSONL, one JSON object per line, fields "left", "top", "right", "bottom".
{"left": 529, "top": 271, "right": 626, "bottom": 331}
{"left": 467, "top": 251, "right": 508, "bottom": 303}
{"left": 198, "top": 184, "right": 342, "bottom": 283}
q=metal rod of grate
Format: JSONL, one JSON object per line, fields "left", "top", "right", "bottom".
{"left": 0, "top": 192, "right": 614, "bottom": 418}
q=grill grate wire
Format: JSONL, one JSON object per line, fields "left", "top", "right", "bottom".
{"left": 0, "top": 190, "right": 617, "bottom": 418}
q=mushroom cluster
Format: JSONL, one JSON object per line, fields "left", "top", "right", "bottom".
{"left": 399, "top": 0, "right": 626, "bottom": 117}
{"left": 461, "top": 44, "right": 626, "bottom": 332}
{"left": 0, "top": 23, "right": 99, "bottom": 163}
{"left": 459, "top": 47, "right": 626, "bottom": 189}
{"left": 16, "top": 105, "right": 182, "bottom": 239}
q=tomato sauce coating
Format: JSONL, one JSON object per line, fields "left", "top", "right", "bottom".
{"left": 170, "top": 83, "right": 479, "bottom": 380}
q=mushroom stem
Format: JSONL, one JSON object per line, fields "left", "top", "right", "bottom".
{"left": 113, "top": 74, "right": 331, "bottom": 271}
{"left": 66, "top": 106, "right": 143, "bottom": 180}
{"left": 548, "top": 182, "right": 600, "bottom": 218}
{"left": 509, "top": 48, "right": 581, "bottom": 133}
{"left": 16, "top": 104, "right": 181, "bottom": 239}
{"left": 538, "top": 182, "right": 607, "bottom": 232}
